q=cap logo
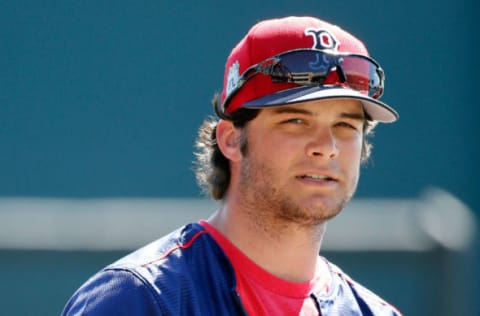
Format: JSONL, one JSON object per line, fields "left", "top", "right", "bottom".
{"left": 305, "top": 28, "right": 339, "bottom": 51}
{"left": 226, "top": 61, "right": 240, "bottom": 98}
{"left": 303, "top": 28, "right": 340, "bottom": 71}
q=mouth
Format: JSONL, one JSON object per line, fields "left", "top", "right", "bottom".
{"left": 297, "top": 173, "right": 338, "bottom": 182}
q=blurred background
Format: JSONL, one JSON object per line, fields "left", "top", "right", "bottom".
{"left": 1, "top": 0, "right": 478, "bottom": 315}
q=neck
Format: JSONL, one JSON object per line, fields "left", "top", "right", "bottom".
{"left": 208, "top": 202, "right": 327, "bottom": 283}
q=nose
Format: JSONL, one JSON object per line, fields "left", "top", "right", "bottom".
{"left": 306, "top": 128, "right": 339, "bottom": 159}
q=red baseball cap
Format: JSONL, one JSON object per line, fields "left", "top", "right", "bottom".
{"left": 219, "top": 16, "right": 398, "bottom": 123}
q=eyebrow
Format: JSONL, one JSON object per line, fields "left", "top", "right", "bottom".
{"left": 271, "top": 106, "right": 366, "bottom": 121}
{"left": 272, "top": 106, "right": 313, "bottom": 115}
{"left": 339, "top": 112, "right": 366, "bottom": 121}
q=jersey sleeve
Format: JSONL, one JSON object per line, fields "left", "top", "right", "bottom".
{"left": 61, "top": 268, "right": 163, "bottom": 316}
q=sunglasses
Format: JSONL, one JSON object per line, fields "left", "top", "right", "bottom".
{"left": 222, "top": 49, "right": 385, "bottom": 113}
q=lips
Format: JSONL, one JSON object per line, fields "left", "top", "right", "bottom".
{"left": 296, "top": 171, "right": 339, "bottom": 183}
{"left": 300, "top": 174, "right": 335, "bottom": 181}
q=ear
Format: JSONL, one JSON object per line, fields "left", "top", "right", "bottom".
{"left": 216, "top": 120, "right": 243, "bottom": 162}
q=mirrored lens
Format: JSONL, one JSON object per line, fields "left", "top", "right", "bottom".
{"left": 269, "top": 50, "right": 383, "bottom": 98}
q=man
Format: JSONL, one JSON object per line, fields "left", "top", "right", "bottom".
{"left": 62, "top": 16, "right": 402, "bottom": 315}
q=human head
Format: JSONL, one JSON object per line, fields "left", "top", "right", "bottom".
{"left": 195, "top": 16, "right": 398, "bottom": 200}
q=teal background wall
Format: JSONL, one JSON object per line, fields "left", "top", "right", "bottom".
{"left": 1, "top": 0, "right": 478, "bottom": 315}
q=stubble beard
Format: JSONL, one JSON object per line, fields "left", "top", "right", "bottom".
{"left": 238, "top": 156, "right": 355, "bottom": 229}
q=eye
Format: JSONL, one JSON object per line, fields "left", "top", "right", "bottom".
{"left": 283, "top": 118, "right": 306, "bottom": 125}
{"left": 336, "top": 121, "right": 360, "bottom": 131}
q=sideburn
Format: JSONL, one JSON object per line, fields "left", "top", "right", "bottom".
{"left": 238, "top": 127, "right": 249, "bottom": 157}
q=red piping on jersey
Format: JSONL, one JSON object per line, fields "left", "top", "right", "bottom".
{"left": 141, "top": 230, "right": 207, "bottom": 267}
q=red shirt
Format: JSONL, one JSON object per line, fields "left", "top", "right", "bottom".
{"left": 201, "top": 221, "right": 332, "bottom": 316}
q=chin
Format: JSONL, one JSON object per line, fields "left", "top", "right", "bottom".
{"left": 277, "top": 202, "right": 344, "bottom": 226}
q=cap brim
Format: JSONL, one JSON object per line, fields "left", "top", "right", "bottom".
{"left": 242, "top": 86, "right": 399, "bottom": 123}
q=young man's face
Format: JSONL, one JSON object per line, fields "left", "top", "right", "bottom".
{"left": 237, "top": 98, "right": 365, "bottom": 226}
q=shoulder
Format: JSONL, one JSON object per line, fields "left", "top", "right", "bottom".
{"left": 111, "top": 222, "right": 213, "bottom": 269}
{"left": 61, "top": 268, "right": 162, "bottom": 315}
{"left": 62, "top": 223, "right": 236, "bottom": 315}
{"left": 324, "top": 261, "right": 403, "bottom": 316}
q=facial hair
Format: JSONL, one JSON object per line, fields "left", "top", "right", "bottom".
{"left": 238, "top": 154, "right": 355, "bottom": 228}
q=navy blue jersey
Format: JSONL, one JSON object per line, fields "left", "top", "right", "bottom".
{"left": 62, "top": 223, "right": 401, "bottom": 315}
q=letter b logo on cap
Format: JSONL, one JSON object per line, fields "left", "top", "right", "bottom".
{"left": 305, "top": 29, "right": 339, "bottom": 51}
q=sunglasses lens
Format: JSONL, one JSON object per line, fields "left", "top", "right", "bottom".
{"left": 339, "top": 55, "right": 382, "bottom": 98}
{"left": 272, "top": 51, "right": 383, "bottom": 98}
{"left": 272, "top": 51, "right": 333, "bottom": 79}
